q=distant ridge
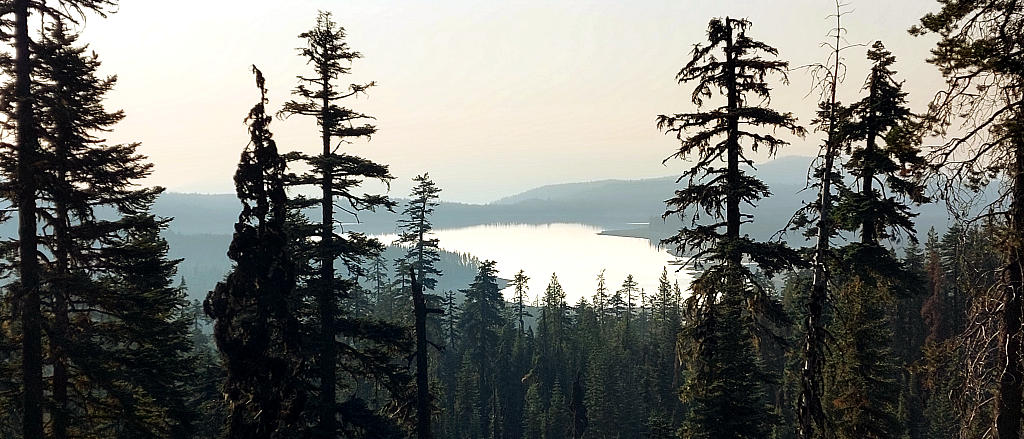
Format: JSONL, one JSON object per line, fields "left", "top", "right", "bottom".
{"left": 490, "top": 155, "right": 815, "bottom": 206}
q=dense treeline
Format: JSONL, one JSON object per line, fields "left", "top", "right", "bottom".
{"left": 0, "top": 1, "right": 1023, "bottom": 439}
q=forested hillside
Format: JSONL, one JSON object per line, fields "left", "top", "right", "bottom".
{"left": 1, "top": 1, "right": 1023, "bottom": 439}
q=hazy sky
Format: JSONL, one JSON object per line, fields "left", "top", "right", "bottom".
{"left": 79, "top": 0, "right": 945, "bottom": 203}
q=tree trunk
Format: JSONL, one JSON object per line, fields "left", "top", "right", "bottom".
{"left": 799, "top": 15, "right": 842, "bottom": 438}
{"left": 724, "top": 17, "right": 740, "bottom": 263}
{"left": 52, "top": 179, "right": 71, "bottom": 439}
{"left": 861, "top": 68, "right": 879, "bottom": 246}
{"left": 411, "top": 269, "right": 433, "bottom": 439}
{"left": 15, "top": 0, "right": 43, "bottom": 436}
{"left": 318, "top": 74, "right": 337, "bottom": 438}
{"left": 996, "top": 130, "right": 1024, "bottom": 439}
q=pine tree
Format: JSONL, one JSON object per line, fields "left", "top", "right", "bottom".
{"left": 523, "top": 379, "right": 544, "bottom": 439}
{"left": 441, "top": 290, "right": 460, "bottom": 349}
{"left": 829, "top": 277, "right": 902, "bottom": 439}
{"left": 544, "top": 380, "right": 570, "bottom": 439}
{"left": 394, "top": 174, "right": 445, "bottom": 438}
{"left": 410, "top": 268, "right": 441, "bottom": 439}
{"left": 592, "top": 270, "right": 609, "bottom": 326}
{"left": 278, "top": 12, "right": 399, "bottom": 436}
{"left": 912, "top": 3, "right": 1024, "bottom": 437}
{"left": 678, "top": 292, "right": 776, "bottom": 439}
{"left": 203, "top": 66, "right": 306, "bottom": 439}
{"left": 185, "top": 300, "right": 229, "bottom": 439}
{"left": 368, "top": 254, "right": 389, "bottom": 305}
{"left": 918, "top": 227, "right": 958, "bottom": 438}
{"left": 657, "top": 17, "right": 804, "bottom": 438}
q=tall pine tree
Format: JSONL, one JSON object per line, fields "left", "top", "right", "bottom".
{"left": 278, "top": 11, "right": 403, "bottom": 436}
{"left": 657, "top": 17, "right": 804, "bottom": 438}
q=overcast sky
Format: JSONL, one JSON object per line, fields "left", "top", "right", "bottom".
{"left": 79, "top": 0, "right": 945, "bottom": 203}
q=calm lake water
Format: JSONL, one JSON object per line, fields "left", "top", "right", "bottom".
{"left": 378, "top": 223, "right": 692, "bottom": 304}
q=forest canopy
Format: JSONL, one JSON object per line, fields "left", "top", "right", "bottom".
{"left": 1, "top": 1, "right": 1023, "bottom": 439}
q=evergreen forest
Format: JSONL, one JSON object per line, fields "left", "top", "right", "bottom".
{"left": 2, "top": 1, "right": 1024, "bottom": 439}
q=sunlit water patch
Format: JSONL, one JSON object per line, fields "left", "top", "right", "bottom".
{"left": 375, "top": 223, "right": 692, "bottom": 304}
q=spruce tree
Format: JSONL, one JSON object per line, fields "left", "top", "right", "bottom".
{"left": 912, "top": 3, "right": 1024, "bottom": 436}
{"left": 656, "top": 17, "right": 804, "bottom": 438}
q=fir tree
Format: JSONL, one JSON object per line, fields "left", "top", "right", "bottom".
{"left": 278, "top": 12, "right": 400, "bottom": 436}
{"left": 397, "top": 174, "right": 443, "bottom": 291}
{"left": 656, "top": 17, "right": 804, "bottom": 438}
{"left": 828, "top": 40, "right": 927, "bottom": 439}
{"left": 2, "top": 2, "right": 116, "bottom": 436}
{"left": 0, "top": 19, "right": 196, "bottom": 439}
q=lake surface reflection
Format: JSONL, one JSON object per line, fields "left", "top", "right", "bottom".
{"left": 378, "top": 223, "right": 692, "bottom": 304}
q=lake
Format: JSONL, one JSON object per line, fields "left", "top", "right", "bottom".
{"left": 377, "top": 223, "right": 692, "bottom": 304}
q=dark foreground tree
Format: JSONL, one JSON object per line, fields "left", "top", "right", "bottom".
{"left": 35, "top": 21, "right": 196, "bottom": 439}
{"left": 278, "top": 11, "right": 401, "bottom": 436}
{"left": 912, "top": 2, "right": 1024, "bottom": 437}
{"left": 204, "top": 66, "right": 306, "bottom": 439}
{"left": 657, "top": 17, "right": 805, "bottom": 438}
{"left": 2, "top": 17, "right": 195, "bottom": 439}
{"left": 1, "top": 2, "right": 116, "bottom": 436}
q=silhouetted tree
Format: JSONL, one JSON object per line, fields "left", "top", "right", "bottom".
{"left": 204, "top": 66, "right": 306, "bottom": 439}
{"left": 398, "top": 174, "right": 443, "bottom": 291}
{"left": 457, "top": 261, "right": 503, "bottom": 435}
{"left": 825, "top": 40, "right": 927, "bottom": 439}
{"left": 657, "top": 17, "right": 804, "bottom": 438}
{"left": 278, "top": 11, "right": 399, "bottom": 436}
{"left": 0, "top": 2, "right": 117, "bottom": 436}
